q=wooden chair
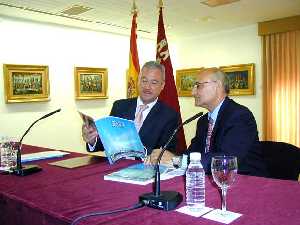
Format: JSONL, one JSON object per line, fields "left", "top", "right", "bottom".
{"left": 260, "top": 141, "right": 300, "bottom": 181}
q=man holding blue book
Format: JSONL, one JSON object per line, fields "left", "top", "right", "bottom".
{"left": 82, "top": 61, "right": 179, "bottom": 157}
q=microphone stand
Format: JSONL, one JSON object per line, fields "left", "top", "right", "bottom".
{"left": 139, "top": 112, "right": 203, "bottom": 211}
{"left": 13, "top": 109, "right": 61, "bottom": 176}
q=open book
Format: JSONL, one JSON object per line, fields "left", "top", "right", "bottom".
{"left": 79, "top": 111, "right": 146, "bottom": 164}
{"left": 104, "top": 163, "right": 186, "bottom": 185}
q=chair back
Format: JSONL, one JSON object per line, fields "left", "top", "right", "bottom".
{"left": 260, "top": 141, "right": 300, "bottom": 181}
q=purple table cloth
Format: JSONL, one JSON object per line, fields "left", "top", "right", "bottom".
{"left": 0, "top": 145, "right": 300, "bottom": 225}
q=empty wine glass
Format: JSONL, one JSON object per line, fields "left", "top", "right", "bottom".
{"left": 211, "top": 155, "right": 238, "bottom": 213}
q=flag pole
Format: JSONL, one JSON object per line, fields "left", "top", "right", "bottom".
{"left": 158, "top": 0, "right": 163, "bottom": 8}
{"left": 131, "top": 0, "right": 138, "bottom": 14}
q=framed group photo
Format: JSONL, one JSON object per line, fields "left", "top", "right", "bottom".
{"left": 74, "top": 67, "right": 108, "bottom": 100}
{"left": 219, "top": 63, "right": 255, "bottom": 96}
{"left": 3, "top": 64, "right": 50, "bottom": 103}
{"left": 176, "top": 68, "right": 203, "bottom": 97}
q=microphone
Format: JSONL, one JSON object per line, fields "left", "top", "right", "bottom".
{"left": 13, "top": 109, "right": 61, "bottom": 176}
{"left": 139, "top": 112, "right": 204, "bottom": 211}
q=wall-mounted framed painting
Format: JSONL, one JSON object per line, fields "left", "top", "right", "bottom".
{"left": 74, "top": 67, "right": 108, "bottom": 100}
{"left": 3, "top": 64, "right": 50, "bottom": 103}
{"left": 176, "top": 68, "right": 203, "bottom": 97}
{"left": 219, "top": 63, "right": 255, "bottom": 96}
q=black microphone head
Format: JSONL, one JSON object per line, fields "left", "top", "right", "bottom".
{"left": 40, "top": 109, "right": 61, "bottom": 120}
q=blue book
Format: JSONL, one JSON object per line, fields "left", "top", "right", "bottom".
{"left": 79, "top": 112, "right": 146, "bottom": 164}
{"left": 95, "top": 116, "right": 146, "bottom": 164}
{"left": 104, "top": 163, "right": 169, "bottom": 185}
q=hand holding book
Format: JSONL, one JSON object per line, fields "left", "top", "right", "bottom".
{"left": 79, "top": 111, "right": 146, "bottom": 164}
{"left": 82, "top": 123, "right": 98, "bottom": 145}
{"left": 79, "top": 111, "right": 98, "bottom": 146}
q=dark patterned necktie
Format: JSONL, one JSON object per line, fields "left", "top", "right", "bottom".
{"left": 205, "top": 117, "right": 214, "bottom": 153}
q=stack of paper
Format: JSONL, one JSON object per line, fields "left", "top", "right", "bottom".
{"left": 21, "top": 151, "right": 69, "bottom": 163}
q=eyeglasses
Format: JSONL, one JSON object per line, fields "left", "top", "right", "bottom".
{"left": 140, "top": 78, "right": 163, "bottom": 87}
{"left": 193, "top": 80, "right": 217, "bottom": 89}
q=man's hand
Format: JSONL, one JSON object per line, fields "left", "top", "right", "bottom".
{"left": 82, "top": 123, "right": 98, "bottom": 145}
{"left": 144, "top": 148, "right": 175, "bottom": 166}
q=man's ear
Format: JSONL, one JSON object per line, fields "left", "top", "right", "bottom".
{"left": 160, "top": 81, "right": 165, "bottom": 91}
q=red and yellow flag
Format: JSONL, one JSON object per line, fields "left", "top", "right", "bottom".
{"left": 127, "top": 2, "right": 140, "bottom": 98}
{"left": 156, "top": 2, "right": 187, "bottom": 153}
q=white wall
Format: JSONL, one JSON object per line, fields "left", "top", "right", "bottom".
{"left": 0, "top": 18, "right": 262, "bottom": 153}
{"left": 175, "top": 25, "right": 263, "bottom": 145}
{"left": 0, "top": 18, "right": 156, "bottom": 152}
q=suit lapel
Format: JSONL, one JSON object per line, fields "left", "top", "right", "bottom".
{"left": 123, "top": 99, "right": 137, "bottom": 121}
{"left": 139, "top": 101, "right": 160, "bottom": 134}
{"left": 202, "top": 114, "right": 209, "bottom": 133}
{"left": 196, "top": 113, "right": 209, "bottom": 151}
{"left": 211, "top": 97, "right": 229, "bottom": 143}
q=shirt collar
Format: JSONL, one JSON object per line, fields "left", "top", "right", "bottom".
{"left": 137, "top": 97, "right": 157, "bottom": 109}
{"left": 208, "top": 98, "right": 225, "bottom": 123}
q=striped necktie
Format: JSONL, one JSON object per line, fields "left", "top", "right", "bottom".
{"left": 134, "top": 104, "right": 148, "bottom": 132}
{"left": 205, "top": 117, "right": 214, "bottom": 153}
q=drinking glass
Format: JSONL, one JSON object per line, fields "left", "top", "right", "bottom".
{"left": 0, "top": 137, "right": 19, "bottom": 171}
{"left": 211, "top": 155, "right": 238, "bottom": 213}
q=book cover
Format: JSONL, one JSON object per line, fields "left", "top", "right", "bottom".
{"left": 79, "top": 111, "right": 146, "bottom": 164}
{"left": 104, "top": 163, "right": 170, "bottom": 185}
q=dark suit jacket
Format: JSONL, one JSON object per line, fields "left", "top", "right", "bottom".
{"left": 188, "top": 97, "right": 268, "bottom": 177}
{"left": 88, "top": 98, "right": 179, "bottom": 155}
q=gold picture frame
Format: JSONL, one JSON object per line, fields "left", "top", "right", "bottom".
{"left": 176, "top": 68, "right": 203, "bottom": 97}
{"left": 74, "top": 67, "right": 108, "bottom": 100}
{"left": 219, "top": 63, "right": 255, "bottom": 96}
{"left": 3, "top": 64, "right": 50, "bottom": 103}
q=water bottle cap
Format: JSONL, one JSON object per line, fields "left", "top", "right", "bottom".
{"left": 190, "top": 152, "right": 201, "bottom": 161}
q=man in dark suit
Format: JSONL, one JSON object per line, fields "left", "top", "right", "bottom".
{"left": 82, "top": 61, "right": 179, "bottom": 155}
{"left": 188, "top": 67, "right": 267, "bottom": 176}
{"left": 150, "top": 67, "right": 267, "bottom": 176}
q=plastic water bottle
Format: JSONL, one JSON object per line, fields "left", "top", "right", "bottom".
{"left": 186, "top": 152, "right": 205, "bottom": 211}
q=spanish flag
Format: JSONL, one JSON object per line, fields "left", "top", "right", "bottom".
{"left": 127, "top": 2, "right": 140, "bottom": 98}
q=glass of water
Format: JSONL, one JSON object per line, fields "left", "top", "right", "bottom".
{"left": 211, "top": 155, "right": 238, "bottom": 212}
{"left": 0, "top": 137, "right": 19, "bottom": 171}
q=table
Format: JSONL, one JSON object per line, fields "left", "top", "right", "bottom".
{"left": 1, "top": 145, "right": 300, "bottom": 225}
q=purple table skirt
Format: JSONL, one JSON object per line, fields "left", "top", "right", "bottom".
{"left": 1, "top": 145, "right": 300, "bottom": 225}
